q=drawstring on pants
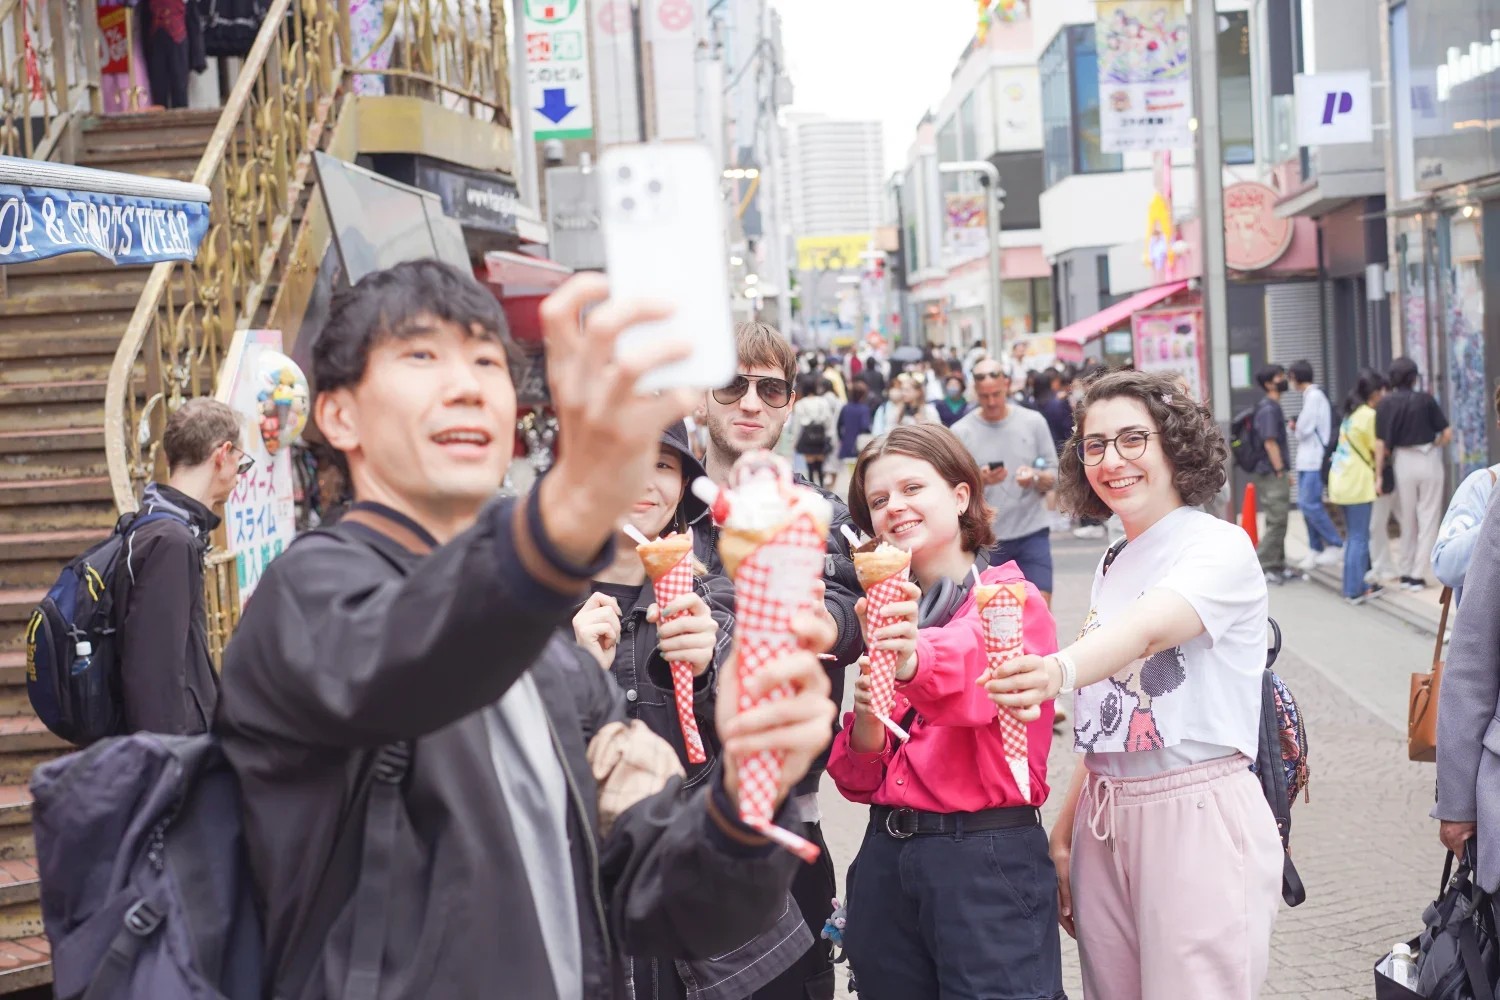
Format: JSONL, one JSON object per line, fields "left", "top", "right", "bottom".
{"left": 1086, "top": 774, "right": 1118, "bottom": 852}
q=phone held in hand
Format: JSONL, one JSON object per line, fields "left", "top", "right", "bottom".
{"left": 599, "top": 143, "right": 736, "bottom": 393}
{"left": 988, "top": 461, "right": 1006, "bottom": 471}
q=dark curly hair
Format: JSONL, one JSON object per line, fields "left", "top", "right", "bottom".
{"left": 1056, "top": 368, "right": 1228, "bottom": 521}
{"left": 848, "top": 424, "right": 997, "bottom": 553}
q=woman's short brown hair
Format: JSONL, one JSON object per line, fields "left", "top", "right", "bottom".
{"left": 1056, "top": 368, "right": 1228, "bottom": 520}
{"left": 847, "top": 424, "right": 997, "bottom": 553}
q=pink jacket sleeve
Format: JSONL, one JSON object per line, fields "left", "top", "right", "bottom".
{"left": 826, "top": 711, "right": 894, "bottom": 803}
{"left": 898, "top": 581, "right": 1059, "bottom": 727}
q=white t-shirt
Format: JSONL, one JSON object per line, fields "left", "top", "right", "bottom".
{"left": 1072, "top": 506, "right": 1268, "bottom": 776}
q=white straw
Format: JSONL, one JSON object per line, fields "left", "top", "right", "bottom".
{"left": 970, "top": 565, "right": 983, "bottom": 589}
{"left": 622, "top": 524, "right": 651, "bottom": 546}
{"left": 875, "top": 712, "right": 912, "bottom": 742}
{"left": 841, "top": 524, "right": 863, "bottom": 548}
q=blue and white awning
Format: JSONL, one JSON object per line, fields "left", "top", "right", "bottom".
{"left": 0, "top": 156, "right": 211, "bottom": 266}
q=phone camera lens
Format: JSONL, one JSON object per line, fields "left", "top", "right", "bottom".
{"left": 618, "top": 166, "right": 632, "bottom": 181}
{"left": 621, "top": 196, "right": 636, "bottom": 211}
{"left": 647, "top": 179, "right": 662, "bottom": 194}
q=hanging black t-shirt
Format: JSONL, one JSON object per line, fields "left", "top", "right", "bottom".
{"left": 1375, "top": 389, "right": 1449, "bottom": 449}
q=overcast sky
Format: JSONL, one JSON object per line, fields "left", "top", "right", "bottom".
{"left": 774, "top": 1, "right": 978, "bottom": 174}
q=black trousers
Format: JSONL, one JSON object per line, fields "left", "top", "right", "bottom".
{"left": 748, "top": 819, "right": 836, "bottom": 1000}
{"left": 842, "top": 819, "right": 1065, "bottom": 1000}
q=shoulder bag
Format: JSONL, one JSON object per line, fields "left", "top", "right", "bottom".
{"left": 1409, "top": 586, "right": 1452, "bottom": 763}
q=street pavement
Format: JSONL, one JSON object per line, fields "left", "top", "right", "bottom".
{"left": 819, "top": 531, "right": 1446, "bottom": 999}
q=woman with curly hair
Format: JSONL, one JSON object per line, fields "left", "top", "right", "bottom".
{"left": 980, "top": 368, "right": 1280, "bottom": 999}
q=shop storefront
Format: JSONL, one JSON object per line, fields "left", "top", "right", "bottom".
{"left": 1392, "top": 0, "right": 1500, "bottom": 478}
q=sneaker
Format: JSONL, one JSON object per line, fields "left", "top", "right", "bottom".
{"left": 1346, "top": 593, "right": 1370, "bottom": 606}
{"left": 1366, "top": 583, "right": 1388, "bottom": 601}
{"left": 1072, "top": 524, "right": 1106, "bottom": 540}
{"left": 1295, "top": 553, "right": 1319, "bottom": 574}
{"left": 1264, "top": 572, "right": 1285, "bottom": 587}
{"left": 1400, "top": 576, "right": 1427, "bottom": 592}
{"left": 1315, "top": 547, "right": 1345, "bottom": 568}
{"left": 1280, "top": 566, "right": 1305, "bottom": 582}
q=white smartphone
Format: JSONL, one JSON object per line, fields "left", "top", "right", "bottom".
{"left": 599, "top": 143, "right": 736, "bottom": 393}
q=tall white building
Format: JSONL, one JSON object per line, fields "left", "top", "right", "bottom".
{"left": 784, "top": 115, "right": 885, "bottom": 236}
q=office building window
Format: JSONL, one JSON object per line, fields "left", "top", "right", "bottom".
{"left": 1070, "top": 26, "right": 1122, "bottom": 175}
{"left": 1034, "top": 275, "right": 1054, "bottom": 332}
{"left": 937, "top": 117, "right": 960, "bottom": 194}
{"left": 1096, "top": 254, "right": 1112, "bottom": 310}
{"left": 1040, "top": 30, "right": 1072, "bottom": 188}
{"left": 960, "top": 92, "right": 977, "bottom": 161}
{"left": 1220, "top": 11, "right": 1254, "bottom": 165}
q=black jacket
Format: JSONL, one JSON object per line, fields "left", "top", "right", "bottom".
{"left": 215, "top": 494, "right": 799, "bottom": 1000}
{"left": 112, "top": 482, "right": 221, "bottom": 735}
{"left": 690, "top": 474, "right": 863, "bottom": 794}
{"left": 592, "top": 573, "right": 815, "bottom": 1000}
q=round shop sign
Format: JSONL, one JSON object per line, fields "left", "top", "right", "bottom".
{"left": 1224, "top": 181, "right": 1293, "bottom": 271}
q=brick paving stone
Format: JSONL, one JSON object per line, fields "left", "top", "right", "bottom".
{"left": 820, "top": 534, "right": 1443, "bottom": 999}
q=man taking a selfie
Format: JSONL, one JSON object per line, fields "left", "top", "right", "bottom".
{"left": 693, "top": 320, "right": 863, "bottom": 1000}
{"left": 215, "top": 261, "right": 837, "bottom": 1000}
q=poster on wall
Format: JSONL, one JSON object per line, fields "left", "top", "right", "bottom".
{"left": 1132, "top": 307, "right": 1205, "bottom": 399}
{"left": 1094, "top": 0, "right": 1193, "bottom": 153}
{"left": 994, "top": 66, "right": 1043, "bottom": 150}
{"left": 221, "top": 330, "right": 309, "bottom": 609}
{"left": 943, "top": 193, "right": 988, "bottom": 258}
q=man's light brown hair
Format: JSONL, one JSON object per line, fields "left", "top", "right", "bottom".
{"left": 162, "top": 398, "right": 242, "bottom": 472}
{"left": 734, "top": 321, "right": 797, "bottom": 384}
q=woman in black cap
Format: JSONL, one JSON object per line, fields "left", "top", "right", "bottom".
{"left": 571, "top": 421, "right": 812, "bottom": 1000}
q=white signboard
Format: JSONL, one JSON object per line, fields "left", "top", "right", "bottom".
{"left": 647, "top": 0, "right": 697, "bottom": 141}
{"left": 221, "top": 330, "right": 298, "bottom": 608}
{"left": 993, "top": 66, "right": 1043, "bottom": 151}
{"left": 590, "top": 0, "right": 640, "bottom": 145}
{"left": 525, "top": 0, "right": 594, "bottom": 141}
{"left": 1095, "top": 0, "right": 1194, "bottom": 153}
{"left": 1294, "top": 71, "right": 1373, "bottom": 146}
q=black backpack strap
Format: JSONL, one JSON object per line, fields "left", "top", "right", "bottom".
{"left": 274, "top": 742, "right": 412, "bottom": 1000}
{"left": 83, "top": 900, "right": 165, "bottom": 1000}
{"left": 1281, "top": 853, "right": 1306, "bottom": 908}
{"left": 1100, "top": 538, "right": 1127, "bottom": 577}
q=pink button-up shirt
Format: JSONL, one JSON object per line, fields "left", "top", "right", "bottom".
{"left": 826, "top": 561, "right": 1058, "bottom": 812}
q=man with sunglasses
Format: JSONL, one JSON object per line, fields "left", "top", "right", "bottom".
{"left": 112, "top": 396, "right": 249, "bottom": 734}
{"left": 953, "top": 359, "right": 1060, "bottom": 603}
{"left": 693, "top": 321, "right": 865, "bottom": 1000}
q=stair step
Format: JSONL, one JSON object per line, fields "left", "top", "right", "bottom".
{"left": 0, "top": 864, "right": 39, "bottom": 908}
{"left": 0, "top": 478, "right": 114, "bottom": 507}
{"left": 0, "top": 530, "right": 109, "bottom": 562}
{"left": 0, "top": 718, "right": 68, "bottom": 754}
{"left": 0, "top": 380, "right": 106, "bottom": 406}
{"left": 0, "top": 428, "right": 105, "bottom": 455}
{"left": 0, "top": 654, "right": 26, "bottom": 686}
{"left": 0, "top": 592, "right": 43, "bottom": 625}
{"left": 0, "top": 290, "right": 155, "bottom": 317}
{"left": 83, "top": 107, "right": 222, "bottom": 133}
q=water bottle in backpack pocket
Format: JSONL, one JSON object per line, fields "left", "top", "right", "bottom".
{"left": 25, "top": 510, "right": 186, "bottom": 745}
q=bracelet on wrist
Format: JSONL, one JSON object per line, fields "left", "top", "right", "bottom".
{"left": 1049, "top": 651, "right": 1077, "bottom": 696}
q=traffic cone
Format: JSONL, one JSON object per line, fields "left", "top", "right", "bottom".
{"left": 1240, "top": 481, "right": 1259, "bottom": 548}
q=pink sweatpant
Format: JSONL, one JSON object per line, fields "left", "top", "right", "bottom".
{"left": 1070, "top": 755, "right": 1283, "bottom": 1000}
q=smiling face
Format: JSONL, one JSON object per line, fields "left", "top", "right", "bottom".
{"left": 1080, "top": 395, "right": 1182, "bottom": 526}
{"left": 625, "top": 446, "right": 685, "bottom": 541}
{"left": 862, "top": 452, "right": 969, "bottom": 562}
{"left": 315, "top": 315, "right": 515, "bottom": 529}
{"left": 702, "top": 363, "right": 792, "bottom": 459}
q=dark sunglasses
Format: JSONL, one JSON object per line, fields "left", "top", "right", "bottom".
{"left": 973, "top": 371, "right": 1007, "bottom": 382}
{"left": 231, "top": 444, "right": 255, "bottom": 477}
{"left": 712, "top": 374, "right": 793, "bottom": 408}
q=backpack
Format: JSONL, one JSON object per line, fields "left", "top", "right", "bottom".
{"left": 31, "top": 731, "right": 411, "bottom": 1000}
{"left": 25, "top": 510, "right": 187, "bottom": 746}
{"left": 1230, "top": 404, "right": 1265, "bottom": 474}
{"left": 795, "top": 418, "right": 830, "bottom": 457}
{"left": 1101, "top": 539, "right": 1308, "bottom": 907}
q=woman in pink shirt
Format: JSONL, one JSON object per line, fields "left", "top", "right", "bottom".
{"left": 829, "top": 424, "right": 1064, "bottom": 1000}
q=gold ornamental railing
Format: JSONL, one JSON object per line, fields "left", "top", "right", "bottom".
{"left": 100, "top": 0, "right": 512, "bottom": 656}
{"left": 1, "top": 0, "right": 102, "bottom": 159}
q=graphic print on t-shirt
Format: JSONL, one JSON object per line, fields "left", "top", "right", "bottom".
{"left": 1073, "top": 636, "right": 1189, "bottom": 753}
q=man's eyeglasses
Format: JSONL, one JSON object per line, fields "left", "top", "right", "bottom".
{"left": 231, "top": 444, "right": 255, "bottom": 477}
{"left": 712, "top": 375, "right": 793, "bottom": 409}
{"left": 1077, "top": 431, "right": 1154, "bottom": 466}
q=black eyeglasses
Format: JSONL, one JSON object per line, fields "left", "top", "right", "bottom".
{"left": 1077, "top": 430, "right": 1154, "bottom": 466}
{"left": 712, "top": 375, "right": 793, "bottom": 409}
{"left": 231, "top": 444, "right": 255, "bottom": 477}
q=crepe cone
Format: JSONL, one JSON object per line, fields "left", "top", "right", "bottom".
{"left": 854, "top": 542, "right": 913, "bottom": 741}
{"left": 975, "top": 582, "right": 1032, "bottom": 801}
{"left": 720, "top": 487, "right": 829, "bottom": 863}
{"left": 636, "top": 531, "right": 706, "bottom": 765}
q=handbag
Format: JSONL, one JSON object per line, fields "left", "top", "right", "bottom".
{"left": 1410, "top": 586, "right": 1453, "bottom": 762}
{"left": 1376, "top": 845, "right": 1500, "bottom": 999}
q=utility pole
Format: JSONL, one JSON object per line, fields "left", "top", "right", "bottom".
{"left": 939, "top": 161, "right": 1005, "bottom": 359}
{"left": 1192, "top": 0, "right": 1230, "bottom": 424}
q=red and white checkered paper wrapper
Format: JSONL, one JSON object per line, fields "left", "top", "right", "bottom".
{"left": 862, "top": 568, "right": 912, "bottom": 741}
{"left": 728, "top": 511, "right": 825, "bottom": 864}
{"left": 978, "top": 584, "right": 1031, "bottom": 801}
{"left": 647, "top": 536, "right": 707, "bottom": 765}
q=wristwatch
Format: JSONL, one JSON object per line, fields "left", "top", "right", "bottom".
{"left": 1047, "top": 652, "right": 1077, "bottom": 696}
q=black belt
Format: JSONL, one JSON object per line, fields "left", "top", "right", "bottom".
{"left": 871, "top": 804, "right": 1039, "bottom": 839}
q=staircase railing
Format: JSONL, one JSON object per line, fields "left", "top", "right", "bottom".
{"left": 1, "top": 0, "right": 101, "bottom": 160}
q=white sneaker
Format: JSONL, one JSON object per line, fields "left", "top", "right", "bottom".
{"left": 1315, "top": 547, "right": 1345, "bottom": 567}
{"left": 1295, "top": 554, "right": 1319, "bottom": 574}
{"left": 1072, "top": 524, "right": 1106, "bottom": 540}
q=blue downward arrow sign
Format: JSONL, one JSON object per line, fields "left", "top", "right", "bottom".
{"left": 536, "top": 88, "right": 576, "bottom": 124}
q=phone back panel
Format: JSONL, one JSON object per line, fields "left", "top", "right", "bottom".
{"left": 599, "top": 143, "right": 736, "bottom": 392}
